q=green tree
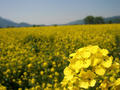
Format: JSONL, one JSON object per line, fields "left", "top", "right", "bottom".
{"left": 53, "top": 24, "right": 57, "bottom": 26}
{"left": 33, "top": 24, "right": 36, "bottom": 27}
{"left": 84, "top": 15, "right": 94, "bottom": 24}
{"left": 6, "top": 26, "right": 10, "bottom": 28}
{"left": 94, "top": 16, "right": 104, "bottom": 24}
{"left": 107, "top": 20, "right": 112, "bottom": 24}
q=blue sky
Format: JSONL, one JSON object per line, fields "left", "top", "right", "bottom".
{"left": 0, "top": 0, "right": 120, "bottom": 25}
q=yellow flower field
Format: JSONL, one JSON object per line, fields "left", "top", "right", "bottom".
{"left": 0, "top": 24, "right": 120, "bottom": 90}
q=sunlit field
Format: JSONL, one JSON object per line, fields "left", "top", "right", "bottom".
{"left": 0, "top": 24, "right": 120, "bottom": 90}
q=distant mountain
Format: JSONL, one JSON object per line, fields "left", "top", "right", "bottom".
{"left": 0, "top": 16, "right": 120, "bottom": 28}
{"left": 0, "top": 16, "right": 18, "bottom": 27}
{"left": 0, "top": 16, "right": 45, "bottom": 28}
{"left": 66, "top": 19, "right": 84, "bottom": 25}
{"left": 18, "top": 22, "right": 32, "bottom": 27}
{"left": 66, "top": 16, "right": 120, "bottom": 25}
{"left": 104, "top": 16, "right": 120, "bottom": 23}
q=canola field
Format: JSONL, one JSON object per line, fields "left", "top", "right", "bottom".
{"left": 0, "top": 24, "right": 120, "bottom": 90}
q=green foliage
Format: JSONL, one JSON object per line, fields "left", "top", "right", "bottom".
{"left": 84, "top": 15, "right": 105, "bottom": 24}
{"left": 107, "top": 20, "right": 112, "bottom": 24}
{"left": 84, "top": 15, "right": 95, "bottom": 24}
{"left": 33, "top": 24, "right": 36, "bottom": 27}
{"left": 53, "top": 24, "right": 57, "bottom": 26}
{"left": 94, "top": 16, "right": 104, "bottom": 24}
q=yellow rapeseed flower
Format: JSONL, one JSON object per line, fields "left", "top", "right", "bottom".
{"left": 99, "top": 80, "right": 111, "bottom": 90}
{"left": 100, "top": 49, "right": 109, "bottom": 56}
{"left": 63, "top": 67, "right": 75, "bottom": 81}
{"left": 113, "top": 78, "right": 120, "bottom": 90}
{"left": 79, "top": 70, "right": 96, "bottom": 89}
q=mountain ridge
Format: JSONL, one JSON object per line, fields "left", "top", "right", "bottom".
{"left": 0, "top": 15, "right": 120, "bottom": 28}
{"left": 0, "top": 17, "right": 45, "bottom": 28}
{"left": 66, "top": 16, "right": 120, "bottom": 25}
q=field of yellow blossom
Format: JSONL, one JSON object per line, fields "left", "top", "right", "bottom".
{"left": 0, "top": 24, "right": 120, "bottom": 90}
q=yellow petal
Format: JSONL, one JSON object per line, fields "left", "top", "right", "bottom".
{"left": 64, "top": 75, "right": 73, "bottom": 81}
{"left": 75, "top": 60, "right": 83, "bottom": 70}
{"left": 100, "top": 49, "right": 109, "bottom": 56}
{"left": 95, "top": 52, "right": 103, "bottom": 59}
{"left": 63, "top": 67, "right": 74, "bottom": 81}
{"left": 87, "top": 70, "right": 96, "bottom": 79}
{"left": 69, "top": 53, "right": 76, "bottom": 57}
{"left": 69, "top": 58, "right": 78, "bottom": 68}
{"left": 109, "top": 62, "right": 120, "bottom": 69}
{"left": 90, "top": 45, "right": 99, "bottom": 54}
{"left": 91, "top": 58, "right": 100, "bottom": 67}
{"left": 99, "top": 80, "right": 111, "bottom": 89}
{"left": 79, "top": 81, "right": 89, "bottom": 89}
{"left": 89, "top": 79, "right": 96, "bottom": 87}
{"left": 64, "top": 67, "right": 72, "bottom": 75}
{"left": 95, "top": 66, "right": 106, "bottom": 75}
{"left": 100, "top": 82, "right": 107, "bottom": 88}
{"left": 102, "top": 56, "right": 113, "bottom": 68}
{"left": 115, "top": 78, "right": 120, "bottom": 86}
{"left": 82, "top": 51, "right": 91, "bottom": 59}
{"left": 79, "top": 70, "right": 86, "bottom": 78}
{"left": 75, "top": 54, "right": 82, "bottom": 59}
{"left": 83, "top": 59, "right": 91, "bottom": 68}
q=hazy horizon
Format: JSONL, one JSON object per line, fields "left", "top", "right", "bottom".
{"left": 0, "top": 0, "right": 120, "bottom": 25}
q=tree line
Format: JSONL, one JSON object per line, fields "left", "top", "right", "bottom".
{"left": 84, "top": 15, "right": 112, "bottom": 24}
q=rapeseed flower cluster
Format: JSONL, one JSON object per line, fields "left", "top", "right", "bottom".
{"left": 62, "top": 45, "right": 120, "bottom": 90}
{"left": 0, "top": 24, "right": 120, "bottom": 89}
